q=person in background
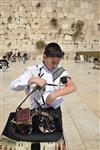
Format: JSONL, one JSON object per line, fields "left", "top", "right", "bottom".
{"left": 80, "top": 54, "right": 84, "bottom": 63}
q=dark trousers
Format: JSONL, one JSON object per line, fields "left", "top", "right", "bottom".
{"left": 31, "top": 143, "right": 40, "bottom": 150}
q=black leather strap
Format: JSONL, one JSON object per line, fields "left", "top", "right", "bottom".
{"left": 53, "top": 67, "right": 65, "bottom": 81}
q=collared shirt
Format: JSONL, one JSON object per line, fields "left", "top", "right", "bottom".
{"left": 10, "top": 62, "right": 69, "bottom": 109}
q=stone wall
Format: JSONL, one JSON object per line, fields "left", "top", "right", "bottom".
{"left": 0, "top": 0, "right": 100, "bottom": 57}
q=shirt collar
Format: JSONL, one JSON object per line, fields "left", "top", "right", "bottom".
{"left": 40, "top": 61, "right": 58, "bottom": 73}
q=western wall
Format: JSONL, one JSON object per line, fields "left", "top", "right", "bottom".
{"left": 0, "top": 0, "right": 100, "bottom": 58}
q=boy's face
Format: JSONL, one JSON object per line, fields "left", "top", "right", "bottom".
{"left": 43, "top": 55, "right": 61, "bottom": 71}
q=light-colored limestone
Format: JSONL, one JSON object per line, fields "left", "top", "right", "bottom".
{"left": 0, "top": 0, "right": 100, "bottom": 55}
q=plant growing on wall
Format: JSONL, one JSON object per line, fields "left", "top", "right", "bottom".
{"left": 50, "top": 18, "right": 58, "bottom": 27}
{"left": 8, "top": 16, "right": 12, "bottom": 24}
{"left": 1, "top": 22, "right": 5, "bottom": 25}
{"left": 36, "top": 2, "right": 41, "bottom": 8}
{"left": 71, "top": 20, "right": 85, "bottom": 41}
{"left": 71, "top": 23, "right": 75, "bottom": 31}
{"left": 97, "top": 23, "right": 100, "bottom": 31}
{"left": 7, "top": 42, "right": 12, "bottom": 47}
{"left": 64, "top": 20, "right": 85, "bottom": 41}
{"left": 35, "top": 40, "right": 46, "bottom": 53}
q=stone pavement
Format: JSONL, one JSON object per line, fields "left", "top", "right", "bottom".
{"left": 0, "top": 59, "right": 100, "bottom": 150}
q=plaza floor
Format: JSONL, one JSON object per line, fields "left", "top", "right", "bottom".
{"left": 0, "top": 59, "right": 100, "bottom": 150}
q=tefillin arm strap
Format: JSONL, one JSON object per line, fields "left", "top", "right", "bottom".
{"left": 37, "top": 66, "right": 65, "bottom": 85}
{"left": 53, "top": 67, "right": 65, "bottom": 82}
{"left": 46, "top": 67, "right": 65, "bottom": 87}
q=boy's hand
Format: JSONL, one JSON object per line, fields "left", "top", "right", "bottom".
{"left": 28, "top": 77, "right": 47, "bottom": 87}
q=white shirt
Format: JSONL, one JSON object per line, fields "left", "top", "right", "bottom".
{"left": 10, "top": 63, "right": 69, "bottom": 109}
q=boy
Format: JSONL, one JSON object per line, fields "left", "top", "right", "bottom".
{"left": 11, "top": 42, "right": 76, "bottom": 149}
